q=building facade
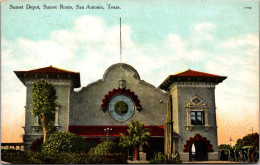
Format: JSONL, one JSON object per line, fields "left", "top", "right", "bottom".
{"left": 15, "top": 63, "right": 226, "bottom": 161}
{"left": 160, "top": 70, "right": 226, "bottom": 161}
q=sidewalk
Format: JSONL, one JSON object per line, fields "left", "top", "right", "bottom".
{"left": 182, "top": 161, "right": 244, "bottom": 164}
{"left": 127, "top": 160, "right": 148, "bottom": 164}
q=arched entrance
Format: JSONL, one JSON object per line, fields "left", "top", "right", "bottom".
{"left": 183, "top": 134, "right": 214, "bottom": 161}
{"left": 189, "top": 140, "right": 208, "bottom": 161}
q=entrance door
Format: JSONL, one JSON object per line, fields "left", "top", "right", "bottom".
{"left": 189, "top": 140, "right": 208, "bottom": 161}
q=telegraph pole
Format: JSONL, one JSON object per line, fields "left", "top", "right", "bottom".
{"left": 249, "top": 127, "right": 253, "bottom": 134}
{"left": 229, "top": 137, "right": 234, "bottom": 146}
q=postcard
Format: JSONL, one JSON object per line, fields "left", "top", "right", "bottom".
{"left": 1, "top": 0, "right": 259, "bottom": 163}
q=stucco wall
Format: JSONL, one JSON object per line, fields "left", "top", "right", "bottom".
{"left": 23, "top": 79, "right": 72, "bottom": 149}
{"left": 170, "top": 83, "right": 218, "bottom": 153}
{"left": 69, "top": 63, "right": 167, "bottom": 126}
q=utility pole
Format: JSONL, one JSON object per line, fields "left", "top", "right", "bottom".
{"left": 229, "top": 137, "right": 234, "bottom": 146}
{"left": 249, "top": 127, "right": 253, "bottom": 134}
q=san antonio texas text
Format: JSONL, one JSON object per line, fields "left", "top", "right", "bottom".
{"left": 10, "top": 4, "right": 121, "bottom": 10}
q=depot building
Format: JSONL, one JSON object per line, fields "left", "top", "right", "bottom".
{"left": 15, "top": 63, "right": 226, "bottom": 161}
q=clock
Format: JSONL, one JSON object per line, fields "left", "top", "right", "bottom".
{"left": 108, "top": 94, "right": 135, "bottom": 121}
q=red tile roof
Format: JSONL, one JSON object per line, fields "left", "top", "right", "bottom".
{"left": 14, "top": 66, "right": 81, "bottom": 88}
{"left": 173, "top": 69, "right": 222, "bottom": 77}
{"left": 159, "top": 69, "right": 227, "bottom": 90}
{"left": 16, "top": 66, "right": 78, "bottom": 74}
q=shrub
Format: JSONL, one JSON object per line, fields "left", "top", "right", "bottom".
{"left": 49, "top": 152, "right": 90, "bottom": 164}
{"left": 87, "top": 140, "right": 127, "bottom": 163}
{"left": 24, "top": 150, "right": 45, "bottom": 164}
{"left": 149, "top": 152, "right": 182, "bottom": 164}
{"left": 90, "top": 140, "right": 120, "bottom": 156}
{"left": 171, "top": 151, "right": 182, "bottom": 163}
{"left": 1, "top": 150, "right": 26, "bottom": 164}
{"left": 102, "top": 153, "right": 126, "bottom": 164}
{"left": 30, "top": 137, "right": 43, "bottom": 151}
{"left": 1, "top": 150, "right": 45, "bottom": 164}
{"left": 42, "top": 131, "right": 88, "bottom": 156}
{"left": 1, "top": 149, "right": 126, "bottom": 164}
{"left": 149, "top": 152, "right": 167, "bottom": 164}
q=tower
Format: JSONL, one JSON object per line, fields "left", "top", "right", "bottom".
{"left": 14, "top": 66, "right": 80, "bottom": 150}
{"left": 160, "top": 69, "right": 226, "bottom": 161}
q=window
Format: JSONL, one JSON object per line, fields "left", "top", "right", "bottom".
{"left": 190, "top": 111, "right": 205, "bottom": 125}
{"left": 36, "top": 113, "right": 55, "bottom": 126}
{"left": 32, "top": 105, "right": 60, "bottom": 132}
{"left": 185, "top": 95, "right": 210, "bottom": 131}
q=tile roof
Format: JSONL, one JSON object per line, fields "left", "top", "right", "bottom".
{"left": 14, "top": 66, "right": 81, "bottom": 88}
{"left": 159, "top": 69, "right": 227, "bottom": 90}
{"left": 16, "top": 65, "right": 78, "bottom": 74}
{"left": 172, "top": 69, "right": 222, "bottom": 77}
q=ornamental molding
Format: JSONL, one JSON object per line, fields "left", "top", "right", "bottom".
{"left": 185, "top": 125, "right": 211, "bottom": 131}
{"left": 25, "top": 79, "right": 72, "bottom": 86}
{"left": 183, "top": 134, "right": 214, "bottom": 152}
{"left": 169, "top": 82, "right": 216, "bottom": 90}
{"left": 101, "top": 88, "right": 142, "bottom": 113}
{"left": 185, "top": 94, "right": 209, "bottom": 110}
{"left": 185, "top": 95, "right": 210, "bottom": 131}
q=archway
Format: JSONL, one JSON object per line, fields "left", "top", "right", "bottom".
{"left": 183, "top": 134, "right": 214, "bottom": 161}
{"left": 189, "top": 140, "right": 208, "bottom": 161}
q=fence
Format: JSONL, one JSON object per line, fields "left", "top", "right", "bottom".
{"left": 1, "top": 143, "right": 24, "bottom": 151}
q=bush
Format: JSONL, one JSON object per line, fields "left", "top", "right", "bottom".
{"left": 1, "top": 149, "right": 126, "bottom": 164}
{"left": 1, "top": 150, "right": 44, "bottom": 164}
{"left": 24, "top": 151, "right": 45, "bottom": 164}
{"left": 45, "top": 152, "right": 125, "bottom": 164}
{"left": 90, "top": 140, "right": 122, "bottom": 156}
{"left": 30, "top": 137, "right": 43, "bottom": 151}
{"left": 149, "top": 152, "right": 167, "bottom": 164}
{"left": 49, "top": 152, "right": 90, "bottom": 164}
{"left": 87, "top": 140, "right": 127, "bottom": 163}
{"left": 149, "top": 152, "right": 182, "bottom": 164}
{"left": 42, "top": 131, "right": 88, "bottom": 156}
{"left": 1, "top": 150, "right": 26, "bottom": 164}
{"left": 102, "top": 153, "right": 126, "bottom": 164}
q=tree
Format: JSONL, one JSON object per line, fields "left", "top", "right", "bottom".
{"left": 234, "top": 138, "right": 244, "bottom": 151}
{"left": 218, "top": 144, "right": 232, "bottom": 151}
{"left": 233, "top": 133, "right": 259, "bottom": 162}
{"left": 119, "top": 119, "right": 150, "bottom": 161}
{"left": 242, "top": 133, "right": 259, "bottom": 150}
{"left": 31, "top": 80, "right": 57, "bottom": 142}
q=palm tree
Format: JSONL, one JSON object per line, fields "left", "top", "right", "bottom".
{"left": 120, "top": 119, "right": 150, "bottom": 161}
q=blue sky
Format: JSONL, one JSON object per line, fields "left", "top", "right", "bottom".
{"left": 1, "top": 0, "right": 259, "bottom": 144}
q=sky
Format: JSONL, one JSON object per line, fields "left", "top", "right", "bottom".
{"left": 1, "top": 0, "right": 259, "bottom": 145}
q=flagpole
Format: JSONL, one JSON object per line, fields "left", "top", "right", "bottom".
{"left": 120, "top": 17, "right": 122, "bottom": 63}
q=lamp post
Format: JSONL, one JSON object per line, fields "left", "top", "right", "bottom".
{"left": 104, "top": 127, "right": 112, "bottom": 140}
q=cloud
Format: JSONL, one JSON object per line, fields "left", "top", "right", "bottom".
{"left": 221, "top": 34, "right": 258, "bottom": 49}
{"left": 206, "top": 33, "right": 259, "bottom": 144}
{"left": 192, "top": 22, "right": 216, "bottom": 41}
{"left": 194, "top": 22, "right": 215, "bottom": 32}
